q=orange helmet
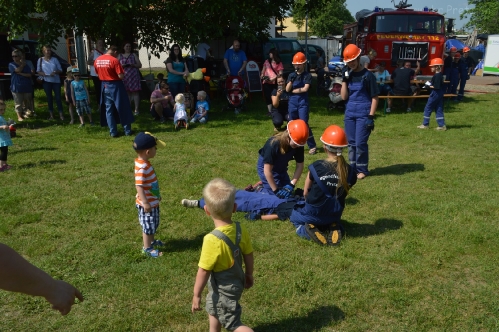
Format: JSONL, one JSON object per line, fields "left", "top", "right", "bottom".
{"left": 463, "top": 46, "right": 470, "bottom": 53}
{"left": 453, "top": 52, "right": 461, "bottom": 59}
{"left": 450, "top": 46, "right": 457, "bottom": 52}
{"left": 292, "top": 52, "right": 307, "bottom": 64}
{"left": 320, "top": 125, "right": 348, "bottom": 148}
{"left": 287, "top": 120, "right": 309, "bottom": 146}
{"left": 429, "top": 58, "right": 444, "bottom": 66}
{"left": 343, "top": 44, "right": 361, "bottom": 63}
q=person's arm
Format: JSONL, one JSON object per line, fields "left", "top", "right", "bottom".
{"left": 52, "top": 58, "right": 62, "bottom": 75}
{"left": 340, "top": 82, "right": 349, "bottom": 100}
{"left": 136, "top": 185, "right": 151, "bottom": 213}
{"left": 37, "top": 59, "right": 45, "bottom": 76}
{"left": 238, "top": 60, "right": 247, "bottom": 76}
{"left": 191, "top": 267, "right": 211, "bottom": 313}
{"left": 84, "top": 85, "right": 90, "bottom": 103}
{"left": 271, "top": 91, "right": 281, "bottom": 108}
{"left": 71, "top": 84, "right": 76, "bottom": 104}
{"left": 263, "top": 163, "right": 278, "bottom": 192}
{"left": 223, "top": 58, "right": 230, "bottom": 75}
{"left": 303, "top": 171, "right": 312, "bottom": 197}
{"left": 183, "top": 62, "right": 189, "bottom": 77}
{"left": 293, "top": 83, "right": 310, "bottom": 94}
{"left": 150, "top": 92, "right": 170, "bottom": 104}
{"left": 243, "top": 252, "right": 254, "bottom": 289}
{"left": 0, "top": 243, "right": 83, "bottom": 315}
{"left": 118, "top": 73, "right": 124, "bottom": 80}
{"left": 415, "top": 61, "right": 420, "bottom": 75}
{"left": 370, "top": 96, "right": 378, "bottom": 116}
{"left": 290, "top": 162, "right": 304, "bottom": 186}
{"left": 133, "top": 54, "right": 142, "bottom": 69}
{"left": 87, "top": 51, "right": 94, "bottom": 66}
{"left": 285, "top": 79, "right": 293, "bottom": 93}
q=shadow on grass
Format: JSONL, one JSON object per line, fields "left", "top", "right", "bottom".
{"left": 370, "top": 163, "right": 424, "bottom": 176}
{"left": 17, "top": 159, "right": 66, "bottom": 169}
{"left": 11, "top": 146, "right": 57, "bottom": 154}
{"left": 344, "top": 218, "right": 403, "bottom": 238}
{"left": 345, "top": 196, "right": 359, "bottom": 205}
{"left": 254, "top": 305, "right": 344, "bottom": 332}
{"left": 161, "top": 233, "right": 205, "bottom": 252}
{"left": 448, "top": 124, "right": 472, "bottom": 130}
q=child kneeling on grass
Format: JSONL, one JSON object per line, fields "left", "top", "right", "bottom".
{"left": 133, "top": 132, "right": 166, "bottom": 257}
{"left": 191, "top": 178, "right": 254, "bottom": 332}
{"left": 70, "top": 68, "right": 94, "bottom": 127}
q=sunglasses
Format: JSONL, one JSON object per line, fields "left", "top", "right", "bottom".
{"left": 73, "top": 74, "right": 80, "bottom": 76}
{"left": 12, "top": 55, "right": 20, "bottom": 58}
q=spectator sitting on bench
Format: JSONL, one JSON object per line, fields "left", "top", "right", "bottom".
{"left": 386, "top": 60, "right": 420, "bottom": 113}
{"left": 373, "top": 62, "right": 392, "bottom": 95}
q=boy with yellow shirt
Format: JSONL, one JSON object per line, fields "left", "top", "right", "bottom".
{"left": 191, "top": 178, "right": 255, "bottom": 332}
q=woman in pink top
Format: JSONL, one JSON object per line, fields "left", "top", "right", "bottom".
{"left": 261, "top": 48, "right": 283, "bottom": 115}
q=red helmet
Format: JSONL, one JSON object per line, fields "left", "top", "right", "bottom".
{"left": 320, "top": 125, "right": 348, "bottom": 148}
{"left": 287, "top": 120, "right": 309, "bottom": 146}
{"left": 429, "top": 58, "right": 444, "bottom": 66}
{"left": 450, "top": 46, "right": 457, "bottom": 52}
{"left": 343, "top": 44, "right": 361, "bottom": 63}
{"left": 463, "top": 46, "right": 470, "bottom": 53}
{"left": 453, "top": 52, "right": 461, "bottom": 59}
{"left": 292, "top": 52, "right": 307, "bottom": 65}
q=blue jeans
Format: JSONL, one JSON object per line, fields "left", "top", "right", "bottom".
{"left": 42, "top": 82, "right": 63, "bottom": 114}
{"left": 104, "top": 88, "right": 131, "bottom": 136}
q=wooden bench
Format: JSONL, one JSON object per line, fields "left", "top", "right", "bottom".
{"left": 378, "top": 94, "right": 457, "bottom": 114}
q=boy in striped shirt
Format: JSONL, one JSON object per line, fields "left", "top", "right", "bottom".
{"left": 133, "top": 132, "right": 166, "bottom": 257}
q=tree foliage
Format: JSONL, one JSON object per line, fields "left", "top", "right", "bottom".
{"left": 291, "top": 0, "right": 354, "bottom": 37}
{"left": 0, "top": 0, "right": 294, "bottom": 55}
{"left": 460, "top": 0, "right": 499, "bottom": 34}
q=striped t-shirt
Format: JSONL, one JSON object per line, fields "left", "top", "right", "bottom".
{"left": 135, "top": 158, "right": 161, "bottom": 207}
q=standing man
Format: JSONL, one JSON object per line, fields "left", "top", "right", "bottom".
{"left": 223, "top": 40, "right": 247, "bottom": 78}
{"left": 386, "top": 60, "right": 420, "bottom": 113}
{"left": 94, "top": 46, "right": 134, "bottom": 137}
{"left": 87, "top": 39, "right": 106, "bottom": 105}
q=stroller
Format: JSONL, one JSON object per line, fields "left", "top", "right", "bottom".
{"left": 326, "top": 60, "right": 345, "bottom": 111}
{"left": 223, "top": 76, "right": 247, "bottom": 114}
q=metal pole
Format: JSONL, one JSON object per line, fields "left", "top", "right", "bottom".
{"left": 305, "top": 0, "right": 308, "bottom": 62}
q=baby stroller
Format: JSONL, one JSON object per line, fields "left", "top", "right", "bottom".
{"left": 326, "top": 60, "right": 345, "bottom": 111}
{"left": 223, "top": 76, "right": 247, "bottom": 114}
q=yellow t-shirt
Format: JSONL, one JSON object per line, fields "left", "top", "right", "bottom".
{"left": 198, "top": 222, "right": 253, "bottom": 273}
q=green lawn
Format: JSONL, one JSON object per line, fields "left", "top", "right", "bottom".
{"left": 1, "top": 83, "right": 499, "bottom": 331}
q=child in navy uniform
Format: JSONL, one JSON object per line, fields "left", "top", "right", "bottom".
{"left": 418, "top": 58, "right": 446, "bottom": 131}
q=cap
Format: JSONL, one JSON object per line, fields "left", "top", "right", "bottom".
{"left": 67, "top": 66, "right": 73, "bottom": 73}
{"left": 232, "top": 78, "right": 239, "bottom": 84}
{"left": 133, "top": 132, "right": 166, "bottom": 150}
{"left": 71, "top": 68, "right": 80, "bottom": 73}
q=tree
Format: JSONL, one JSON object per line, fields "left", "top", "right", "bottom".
{"left": 0, "top": 0, "right": 294, "bottom": 55}
{"left": 460, "top": 0, "right": 499, "bottom": 34}
{"left": 291, "top": 0, "right": 354, "bottom": 37}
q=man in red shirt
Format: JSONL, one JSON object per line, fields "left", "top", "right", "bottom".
{"left": 94, "top": 46, "right": 134, "bottom": 137}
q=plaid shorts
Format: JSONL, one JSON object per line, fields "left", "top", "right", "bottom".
{"left": 136, "top": 204, "right": 160, "bottom": 235}
{"left": 75, "top": 99, "right": 92, "bottom": 116}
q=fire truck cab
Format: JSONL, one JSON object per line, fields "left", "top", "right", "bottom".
{"left": 343, "top": 1, "right": 446, "bottom": 75}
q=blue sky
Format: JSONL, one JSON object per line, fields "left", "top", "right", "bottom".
{"left": 345, "top": 0, "right": 472, "bottom": 30}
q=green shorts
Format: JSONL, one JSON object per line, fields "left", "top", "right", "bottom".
{"left": 206, "top": 291, "right": 242, "bottom": 331}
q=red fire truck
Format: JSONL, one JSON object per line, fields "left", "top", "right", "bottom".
{"left": 343, "top": 0, "right": 446, "bottom": 75}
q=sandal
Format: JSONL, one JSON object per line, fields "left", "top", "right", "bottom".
{"left": 151, "top": 240, "right": 164, "bottom": 247}
{"left": 309, "top": 148, "right": 317, "bottom": 155}
{"left": 142, "top": 247, "right": 162, "bottom": 258}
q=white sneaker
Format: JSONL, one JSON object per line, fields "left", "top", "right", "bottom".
{"left": 435, "top": 126, "right": 447, "bottom": 131}
{"left": 417, "top": 125, "right": 429, "bottom": 129}
{"left": 386, "top": 108, "right": 391, "bottom": 113}
{"left": 181, "top": 199, "right": 198, "bottom": 208}
{"left": 407, "top": 108, "right": 412, "bottom": 112}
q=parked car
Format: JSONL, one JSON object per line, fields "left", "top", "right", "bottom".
{"left": 244, "top": 38, "right": 305, "bottom": 77}
{"left": 301, "top": 44, "right": 326, "bottom": 70}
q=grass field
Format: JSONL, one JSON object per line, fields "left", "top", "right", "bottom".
{"left": 1, "top": 81, "right": 499, "bottom": 331}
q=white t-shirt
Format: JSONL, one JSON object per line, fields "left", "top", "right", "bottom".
{"left": 196, "top": 43, "right": 211, "bottom": 60}
{"left": 360, "top": 55, "right": 370, "bottom": 68}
